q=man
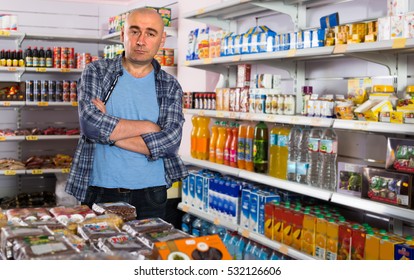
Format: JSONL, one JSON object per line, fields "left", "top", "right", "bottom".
{"left": 65, "top": 8, "right": 188, "bottom": 220}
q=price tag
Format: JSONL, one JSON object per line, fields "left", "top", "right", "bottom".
{"left": 245, "top": 113, "right": 252, "bottom": 120}
{"left": 203, "top": 58, "right": 213, "bottom": 64}
{"left": 232, "top": 55, "right": 241, "bottom": 62}
{"left": 0, "top": 30, "right": 10, "bottom": 36}
{"left": 31, "top": 169, "right": 43, "bottom": 175}
{"left": 310, "top": 118, "right": 322, "bottom": 126}
{"left": 392, "top": 38, "right": 406, "bottom": 49}
{"left": 36, "top": 68, "right": 47, "bottom": 72}
{"left": 353, "top": 121, "right": 369, "bottom": 130}
{"left": 2, "top": 102, "right": 10, "bottom": 106}
{"left": 196, "top": 8, "right": 205, "bottom": 15}
{"left": 37, "top": 102, "right": 49, "bottom": 106}
{"left": 0, "top": 136, "right": 6, "bottom": 141}
{"left": 26, "top": 136, "right": 39, "bottom": 141}
{"left": 287, "top": 49, "right": 297, "bottom": 57}
{"left": 7, "top": 67, "right": 17, "bottom": 72}
{"left": 60, "top": 68, "right": 71, "bottom": 73}
{"left": 4, "top": 170, "right": 16, "bottom": 176}
{"left": 182, "top": 205, "right": 190, "bottom": 212}
{"left": 229, "top": 112, "right": 236, "bottom": 118}
{"left": 213, "top": 218, "right": 220, "bottom": 225}
{"left": 279, "top": 245, "right": 289, "bottom": 255}
{"left": 71, "top": 102, "right": 78, "bottom": 107}
{"left": 290, "top": 116, "right": 300, "bottom": 123}
{"left": 184, "top": 61, "right": 190, "bottom": 66}
{"left": 216, "top": 111, "right": 224, "bottom": 118}
{"left": 333, "top": 44, "right": 348, "bottom": 54}
{"left": 241, "top": 229, "right": 250, "bottom": 238}
{"left": 199, "top": 110, "right": 205, "bottom": 116}
{"left": 266, "top": 114, "right": 276, "bottom": 121}
{"left": 61, "top": 168, "right": 70, "bottom": 173}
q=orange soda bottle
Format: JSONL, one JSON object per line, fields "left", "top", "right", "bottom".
{"left": 230, "top": 123, "right": 239, "bottom": 168}
{"left": 224, "top": 122, "right": 233, "bottom": 166}
{"left": 244, "top": 122, "right": 255, "bottom": 171}
{"left": 237, "top": 123, "right": 247, "bottom": 169}
{"left": 209, "top": 121, "right": 220, "bottom": 162}
{"left": 196, "top": 116, "right": 210, "bottom": 160}
{"left": 268, "top": 123, "right": 282, "bottom": 177}
{"left": 275, "top": 124, "right": 291, "bottom": 179}
{"left": 215, "top": 121, "right": 227, "bottom": 164}
{"left": 191, "top": 115, "right": 199, "bottom": 158}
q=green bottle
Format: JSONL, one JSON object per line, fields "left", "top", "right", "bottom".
{"left": 253, "top": 121, "right": 269, "bottom": 174}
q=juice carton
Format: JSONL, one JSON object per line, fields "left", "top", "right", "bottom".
{"left": 188, "top": 171, "right": 197, "bottom": 208}
{"left": 240, "top": 187, "right": 251, "bottom": 230}
{"left": 364, "top": 230, "right": 381, "bottom": 260}
{"left": 379, "top": 235, "right": 403, "bottom": 260}
{"left": 301, "top": 208, "right": 316, "bottom": 256}
{"left": 264, "top": 202, "right": 275, "bottom": 239}
{"left": 337, "top": 218, "right": 352, "bottom": 260}
{"left": 350, "top": 224, "right": 366, "bottom": 260}
{"left": 181, "top": 175, "right": 189, "bottom": 205}
{"left": 395, "top": 237, "right": 414, "bottom": 260}
{"left": 326, "top": 218, "right": 339, "bottom": 260}
{"left": 258, "top": 191, "right": 281, "bottom": 235}
{"left": 281, "top": 202, "right": 294, "bottom": 246}
{"left": 291, "top": 205, "right": 304, "bottom": 250}
{"left": 314, "top": 214, "right": 327, "bottom": 259}
{"left": 272, "top": 201, "right": 285, "bottom": 242}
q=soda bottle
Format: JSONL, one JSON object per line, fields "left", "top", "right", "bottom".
{"left": 5, "top": 50, "right": 11, "bottom": 67}
{"left": 209, "top": 121, "right": 219, "bottom": 162}
{"left": 215, "top": 121, "right": 228, "bottom": 164}
{"left": 11, "top": 50, "right": 18, "bottom": 67}
{"left": 253, "top": 121, "right": 268, "bottom": 174}
{"left": 275, "top": 124, "right": 290, "bottom": 179}
{"left": 268, "top": 123, "right": 282, "bottom": 178}
{"left": 307, "top": 127, "right": 322, "bottom": 187}
{"left": 237, "top": 123, "right": 247, "bottom": 169}
{"left": 224, "top": 122, "right": 233, "bottom": 166}
{"left": 38, "top": 47, "right": 45, "bottom": 67}
{"left": 18, "top": 49, "right": 24, "bottom": 67}
{"left": 0, "top": 49, "right": 5, "bottom": 67}
{"left": 287, "top": 126, "right": 302, "bottom": 182}
{"left": 25, "top": 46, "right": 33, "bottom": 67}
{"left": 190, "top": 116, "right": 199, "bottom": 158}
{"left": 181, "top": 213, "right": 193, "bottom": 234}
{"left": 318, "top": 128, "right": 338, "bottom": 191}
{"left": 245, "top": 123, "right": 255, "bottom": 171}
{"left": 230, "top": 123, "right": 239, "bottom": 168}
{"left": 45, "top": 47, "right": 53, "bottom": 68}
{"left": 196, "top": 116, "right": 210, "bottom": 160}
{"left": 32, "top": 46, "right": 39, "bottom": 67}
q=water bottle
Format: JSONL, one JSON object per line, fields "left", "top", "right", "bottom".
{"left": 286, "top": 126, "right": 302, "bottom": 182}
{"left": 318, "top": 128, "right": 338, "bottom": 191}
{"left": 191, "top": 218, "right": 202, "bottom": 237}
{"left": 307, "top": 127, "right": 322, "bottom": 187}
{"left": 181, "top": 213, "right": 193, "bottom": 234}
{"left": 297, "top": 127, "right": 311, "bottom": 184}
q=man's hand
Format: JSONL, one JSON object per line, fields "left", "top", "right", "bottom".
{"left": 92, "top": 98, "right": 106, "bottom": 113}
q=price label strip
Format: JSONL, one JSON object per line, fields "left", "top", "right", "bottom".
{"left": 182, "top": 205, "right": 190, "bottom": 213}
{"left": 287, "top": 49, "right": 297, "bottom": 57}
{"left": 333, "top": 44, "right": 348, "bottom": 54}
{"left": 4, "top": 170, "right": 16, "bottom": 176}
{"left": 2, "top": 102, "right": 11, "bottom": 106}
{"left": 61, "top": 168, "right": 70, "bottom": 174}
{"left": 213, "top": 218, "right": 220, "bottom": 225}
{"left": 36, "top": 68, "right": 47, "bottom": 72}
{"left": 31, "top": 169, "right": 43, "bottom": 175}
{"left": 0, "top": 136, "right": 6, "bottom": 141}
{"left": 26, "top": 135, "right": 39, "bottom": 141}
{"left": 37, "top": 102, "right": 49, "bottom": 107}
{"left": 60, "top": 68, "right": 71, "bottom": 73}
{"left": 392, "top": 38, "right": 406, "bottom": 49}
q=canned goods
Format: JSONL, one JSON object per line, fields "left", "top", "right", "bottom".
{"left": 33, "top": 80, "right": 41, "bottom": 102}
{"left": 41, "top": 80, "right": 49, "bottom": 102}
{"left": 68, "top": 48, "right": 75, "bottom": 68}
{"left": 60, "top": 47, "right": 68, "bottom": 69}
{"left": 48, "top": 80, "right": 56, "bottom": 102}
{"left": 53, "top": 47, "right": 61, "bottom": 68}
{"left": 56, "top": 81, "right": 63, "bottom": 102}
{"left": 25, "top": 80, "right": 34, "bottom": 102}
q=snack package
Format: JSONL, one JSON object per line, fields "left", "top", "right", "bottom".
{"left": 122, "top": 218, "right": 174, "bottom": 237}
{"left": 92, "top": 201, "right": 136, "bottom": 221}
{"left": 49, "top": 205, "right": 96, "bottom": 226}
{"left": 337, "top": 162, "right": 366, "bottom": 197}
{"left": 138, "top": 228, "right": 191, "bottom": 249}
{"left": 6, "top": 207, "right": 52, "bottom": 226}
{"left": 0, "top": 209, "right": 7, "bottom": 229}
{"left": 386, "top": 137, "right": 414, "bottom": 174}
{"left": 97, "top": 233, "right": 152, "bottom": 259}
{"left": 77, "top": 222, "right": 121, "bottom": 243}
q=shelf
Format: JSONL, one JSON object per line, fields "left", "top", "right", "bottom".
{"left": 178, "top": 202, "right": 316, "bottom": 260}
{"left": 0, "top": 168, "right": 71, "bottom": 176}
{"left": 25, "top": 33, "right": 114, "bottom": 45}
{"left": 25, "top": 135, "right": 80, "bottom": 141}
{"left": 0, "top": 136, "right": 25, "bottom": 141}
{"left": 0, "top": 30, "right": 25, "bottom": 46}
{"left": 333, "top": 119, "right": 414, "bottom": 135}
{"left": 331, "top": 192, "right": 414, "bottom": 224}
{"left": 182, "top": 155, "right": 241, "bottom": 177}
{"left": 101, "top": 26, "right": 178, "bottom": 41}
{"left": 0, "top": 101, "right": 25, "bottom": 107}
{"left": 25, "top": 67, "right": 84, "bottom": 74}
{"left": 25, "top": 101, "right": 78, "bottom": 107}
{"left": 0, "top": 170, "right": 26, "bottom": 176}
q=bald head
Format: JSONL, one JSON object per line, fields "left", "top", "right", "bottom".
{"left": 126, "top": 7, "right": 165, "bottom": 33}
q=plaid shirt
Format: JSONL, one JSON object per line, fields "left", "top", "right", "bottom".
{"left": 65, "top": 54, "right": 188, "bottom": 202}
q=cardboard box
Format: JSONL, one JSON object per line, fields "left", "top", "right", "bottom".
{"left": 153, "top": 234, "right": 232, "bottom": 260}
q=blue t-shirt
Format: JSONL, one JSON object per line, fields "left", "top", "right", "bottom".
{"left": 90, "top": 68, "right": 166, "bottom": 189}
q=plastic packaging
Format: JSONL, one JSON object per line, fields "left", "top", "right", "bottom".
{"left": 253, "top": 121, "right": 268, "bottom": 174}
{"left": 287, "top": 126, "right": 302, "bottom": 182}
{"left": 307, "top": 127, "right": 322, "bottom": 187}
{"left": 318, "top": 128, "right": 338, "bottom": 190}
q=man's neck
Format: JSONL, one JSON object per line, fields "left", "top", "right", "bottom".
{"left": 122, "top": 58, "right": 153, "bottom": 78}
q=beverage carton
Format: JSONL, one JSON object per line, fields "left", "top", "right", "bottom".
{"left": 326, "top": 218, "right": 339, "bottom": 260}
{"left": 364, "top": 231, "right": 381, "bottom": 260}
{"left": 350, "top": 224, "right": 366, "bottom": 260}
{"left": 301, "top": 208, "right": 316, "bottom": 256}
{"left": 315, "top": 214, "right": 328, "bottom": 259}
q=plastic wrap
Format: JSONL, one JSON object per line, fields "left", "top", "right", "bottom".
{"left": 6, "top": 207, "right": 52, "bottom": 226}
{"left": 122, "top": 218, "right": 174, "bottom": 237}
{"left": 92, "top": 202, "right": 136, "bottom": 221}
{"left": 49, "top": 205, "right": 96, "bottom": 225}
{"left": 77, "top": 222, "right": 121, "bottom": 243}
{"left": 97, "top": 233, "right": 152, "bottom": 259}
{"left": 138, "top": 228, "right": 191, "bottom": 249}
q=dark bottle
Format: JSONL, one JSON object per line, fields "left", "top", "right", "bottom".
{"left": 32, "top": 46, "right": 39, "bottom": 67}
{"left": 45, "top": 47, "right": 53, "bottom": 68}
{"left": 25, "top": 46, "right": 33, "bottom": 67}
{"left": 5, "top": 50, "right": 12, "bottom": 67}
{"left": 12, "top": 50, "right": 18, "bottom": 67}
{"left": 0, "top": 49, "right": 5, "bottom": 67}
{"left": 38, "top": 47, "right": 45, "bottom": 67}
{"left": 253, "top": 121, "right": 269, "bottom": 174}
{"left": 18, "top": 50, "right": 24, "bottom": 67}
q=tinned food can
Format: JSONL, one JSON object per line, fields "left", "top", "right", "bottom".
{"left": 53, "top": 47, "right": 61, "bottom": 68}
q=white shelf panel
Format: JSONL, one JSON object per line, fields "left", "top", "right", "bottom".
{"left": 239, "top": 170, "right": 333, "bottom": 201}
{"left": 25, "top": 67, "right": 84, "bottom": 74}
{"left": 0, "top": 170, "right": 26, "bottom": 175}
{"left": 178, "top": 202, "right": 239, "bottom": 232}
{"left": 26, "top": 168, "right": 70, "bottom": 175}
{"left": 0, "top": 136, "right": 25, "bottom": 141}
{"left": 181, "top": 155, "right": 241, "bottom": 177}
{"left": 26, "top": 135, "right": 80, "bottom": 140}
{"left": 25, "top": 101, "right": 78, "bottom": 107}
{"left": 238, "top": 230, "right": 317, "bottom": 260}
{"left": 0, "top": 101, "right": 25, "bottom": 107}
{"left": 331, "top": 192, "right": 414, "bottom": 224}
{"left": 333, "top": 119, "right": 414, "bottom": 135}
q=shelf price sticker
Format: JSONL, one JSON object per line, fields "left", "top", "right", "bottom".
{"left": 4, "top": 170, "right": 16, "bottom": 176}
{"left": 182, "top": 205, "right": 190, "bottom": 213}
{"left": 2, "top": 101, "right": 11, "bottom": 106}
{"left": 184, "top": 61, "right": 190, "bottom": 66}
{"left": 392, "top": 38, "right": 406, "bottom": 49}
{"left": 199, "top": 110, "right": 205, "bottom": 116}
{"left": 37, "top": 102, "right": 49, "bottom": 107}
{"left": 216, "top": 111, "right": 224, "bottom": 118}
{"left": 7, "top": 67, "right": 17, "bottom": 72}
{"left": 71, "top": 101, "right": 78, "bottom": 107}
{"left": 61, "top": 168, "right": 70, "bottom": 174}
{"left": 203, "top": 58, "right": 213, "bottom": 64}
{"left": 196, "top": 8, "right": 205, "bottom": 15}
{"left": 0, "top": 136, "right": 6, "bottom": 141}
{"left": 353, "top": 121, "right": 369, "bottom": 130}
{"left": 31, "top": 169, "right": 43, "bottom": 175}
{"left": 60, "top": 68, "right": 71, "bottom": 73}
{"left": 0, "top": 30, "right": 10, "bottom": 36}
{"left": 287, "top": 49, "right": 297, "bottom": 57}
{"left": 333, "top": 44, "right": 348, "bottom": 54}
{"left": 36, "top": 68, "right": 47, "bottom": 72}
{"left": 229, "top": 112, "right": 237, "bottom": 119}
{"left": 241, "top": 229, "right": 250, "bottom": 238}
{"left": 26, "top": 136, "right": 38, "bottom": 141}
{"left": 278, "top": 245, "right": 289, "bottom": 255}
{"left": 232, "top": 55, "right": 241, "bottom": 62}
{"left": 213, "top": 218, "right": 220, "bottom": 225}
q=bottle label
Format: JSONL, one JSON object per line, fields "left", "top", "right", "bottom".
{"left": 308, "top": 137, "right": 320, "bottom": 152}
{"left": 230, "top": 149, "right": 237, "bottom": 163}
{"left": 224, "top": 148, "right": 230, "bottom": 161}
{"left": 253, "top": 139, "right": 268, "bottom": 163}
{"left": 270, "top": 133, "right": 278, "bottom": 146}
{"left": 277, "top": 135, "right": 288, "bottom": 147}
{"left": 237, "top": 138, "right": 245, "bottom": 160}
{"left": 245, "top": 138, "right": 253, "bottom": 162}
{"left": 320, "top": 139, "right": 337, "bottom": 154}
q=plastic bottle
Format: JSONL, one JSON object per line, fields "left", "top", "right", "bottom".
{"left": 38, "top": 47, "right": 45, "bottom": 67}
{"left": 11, "top": 50, "right": 18, "bottom": 67}
{"left": 45, "top": 47, "right": 53, "bottom": 68}
{"left": 0, "top": 49, "right": 5, "bottom": 67}
{"left": 181, "top": 213, "right": 193, "bottom": 234}
{"left": 253, "top": 121, "right": 268, "bottom": 174}
{"left": 318, "top": 128, "right": 338, "bottom": 191}
{"left": 190, "top": 116, "right": 199, "bottom": 158}
{"left": 209, "top": 121, "right": 219, "bottom": 162}
{"left": 5, "top": 50, "right": 11, "bottom": 67}
{"left": 244, "top": 123, "right": 255, "bottom": 171}
{"left": 237, "top": 123, "right": 247, "bottom": 169}
{"left": 18, "top": 49, "right": 24, "bottom": 67}
{"left": 297, "top": 127, "right": 311, "bottom": 184}
{"left": 191, "top": 218, "right": 202, "bottom": 237}
{"left": 196, "top": 116, "right": 210, "bottom": 160}
{"left": 275, "top": 124, "right": 290, "bottom": 179}
{"left": 216, "top": 121, "right": 228, "bottom": 164}
{"left": 230, "top": 123, "right": 239, "bottom": 168}
{"left": 268, "top": 123, "right": 281, "bottom": 178}
{"left": 307, "top": 127, "right": 322, "bottom": 187}
{"left": 224, "top": 122, "right": 233, "bottom": 166}
{"left": 286, "top": 126, "right": 302, "bottom": 182}
{"left": 32, "top": 46, "right": 39, "bottom": 67}
{"left": 25, "top": 46, "right": 33, "bottom": 67}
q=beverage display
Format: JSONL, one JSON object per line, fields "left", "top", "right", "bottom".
{"left": 253, "top": 121, "right": 268, "bottom": 174}
{"left": 215, "top": 121, "right": 228, "bottom": 164}
{"left": 275, "top": 124, "right": 291, "bottom": 180}
{"left": 307, "top": 127, "right": 322, "bottom": 187}
{"left": 297, "top": 127, "right": 311, "bottom": 184}
{"left": 237, "top": 123, "right": 247, "bottom": 169}
{"left": 32, "top": 46, "right": 39, "bottom": 67}
{"left": 268, "top": 123, "right": 281, "bottom": 178}
{"left": 318, "top": 128, "right": 338, "bottom": 191}
{"left": 209, "top": 121, "right": 219, "bottom": 162}
{"left": 244, "top": 123, "right": 255, "bottom": 171}
{"left": 196, "top": 116, "right": 210, "bottom": 160}
{"left": 230, "top": 123, "right": 239, "bottom": 168}
{"left": 25, "top": 46, "right": 33, "bottom": 67}
{"left": 45, "top": 47, "right": 53, "bottom": 68}
{"left": 190, "top": 116, "right": 199, "bottom": 158}
{"left": 287, "top": 126, "right": 302, "bottom": 182}
{"left": 38, "top": 47, "right": 45, "bottom": 67}
{"left": 223, "top": 122, "right": 233, "bottom": 166}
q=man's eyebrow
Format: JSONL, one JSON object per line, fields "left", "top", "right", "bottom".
{"left": 129, "top": 25, "right": 159, "bottom": 34}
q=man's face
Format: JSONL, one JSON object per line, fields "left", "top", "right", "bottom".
{"left": 121, "top": 11, "right": 165, "bottom": 65}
